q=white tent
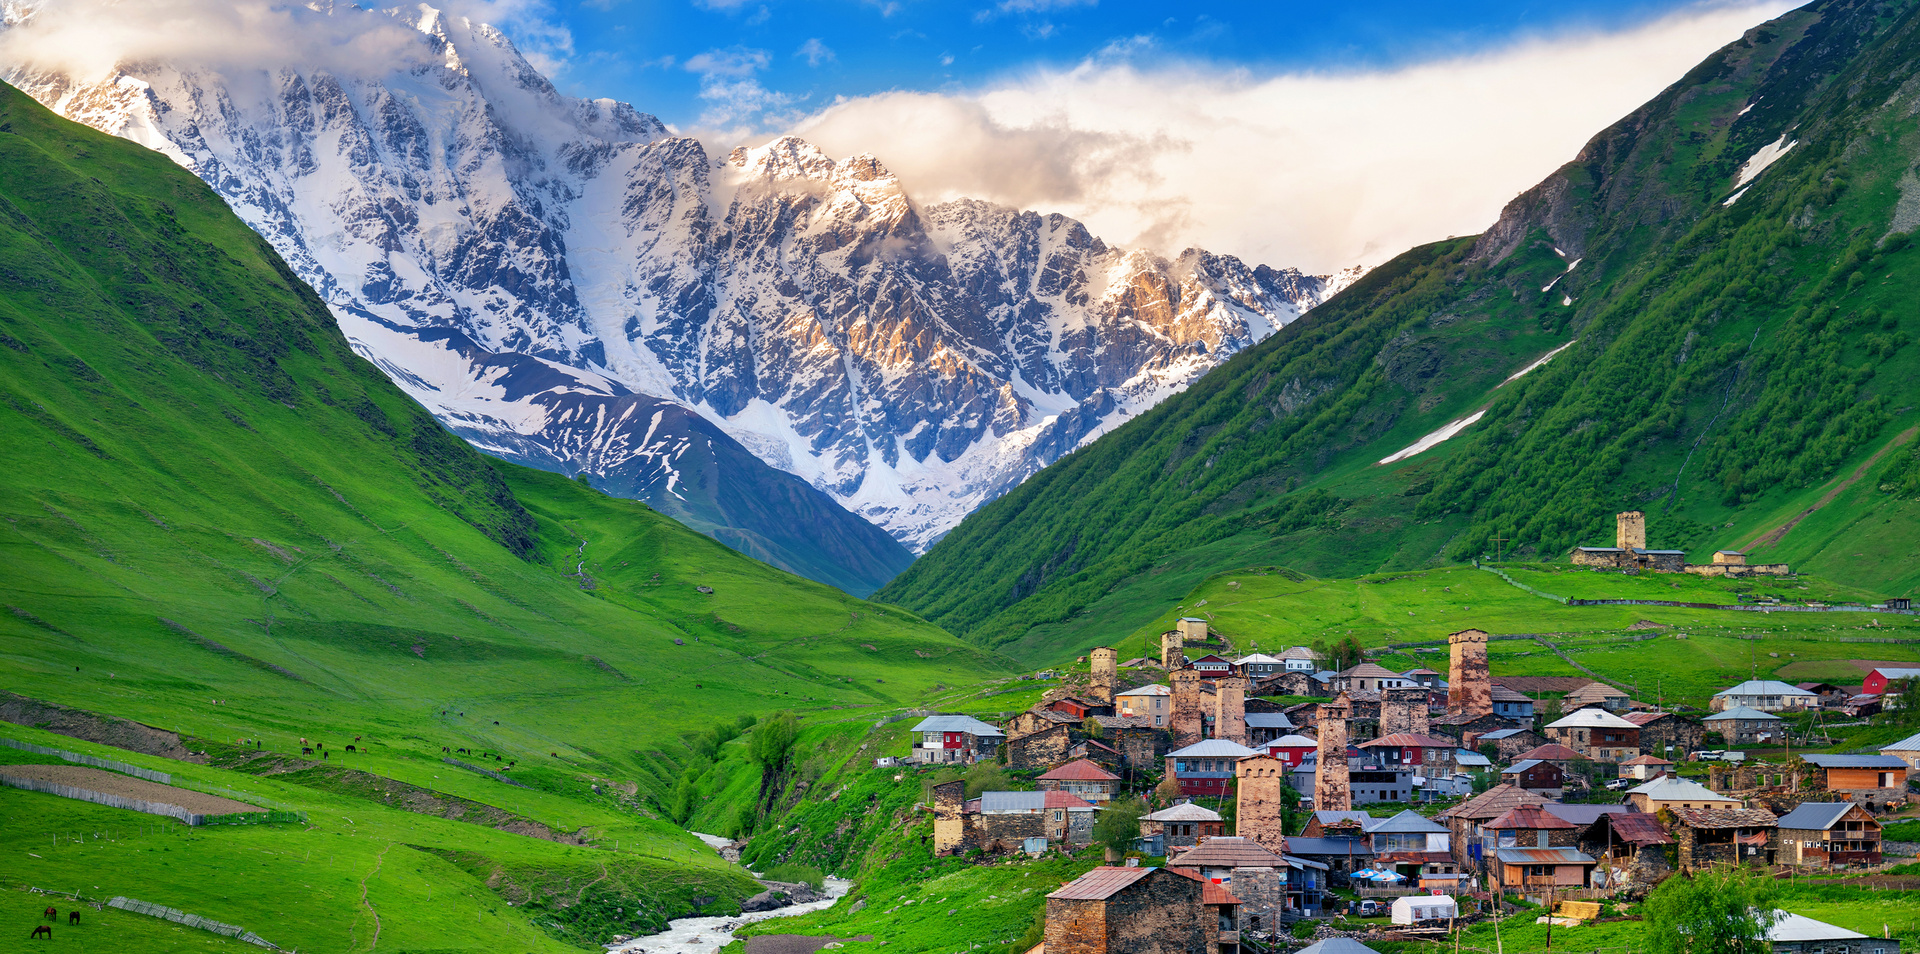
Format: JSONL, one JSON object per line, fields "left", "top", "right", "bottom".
{"left": 1391, "top": 895, "right": 1458, "bottom": 925}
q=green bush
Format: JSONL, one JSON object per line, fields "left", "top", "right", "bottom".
{"left": 761, "top": 863, "right": 826, "bottom": 891}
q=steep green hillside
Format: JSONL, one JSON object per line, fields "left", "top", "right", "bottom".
{"left": 882, "top": 0, "right": 1920, "bottom": 661}
{"left": 0, "top": 80, "right": 1008, "bottom": 949}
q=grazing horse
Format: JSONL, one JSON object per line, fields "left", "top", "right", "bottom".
{"left": 67, "top": 911, "right": 80, "bottom": 925}
{"left": 31, "top": 925, "right": 52, "bottom": 938}
{"left": 441, "top": 746, "right": 449, "bottom": 753}
{"left": 302, "top": 747, "right": 314, "bottom": 755}
{"left": 354, "top": 735, "right": 362, "bottom": 742}
{"left": 42, "top": 906, "right": 56, "bottom": 921}
{"left": 345, "top": 745, "right": 357, "bottom": 752}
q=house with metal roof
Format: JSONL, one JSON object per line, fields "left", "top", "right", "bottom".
{"left": 909, "top": 714, "right": 1006, "bottom": 764}
{"left": 1564, "top": 682, "right": 1632, "bottom": 712}
{"left": 1579, "top": 811, "right": 1673, "bottom": 882}
{"left": 1491, "top": 845, "right": 1597, "bottom": 891}
{"left": 1490, "top": 686, "right": 1534, "bottom": 720}
{"left": 975, "top": 790, "right": 1099, "bottom": 848}
{"left": 1434, "top": 783, "right": 1547, "bottom": 868}
{"left": 1044, "top": 865, "right": 1239, "bottom": 954}
{"left": 1501, "top": 759, "right": 1565, "bottom": 796}
{"left": 1864, "top": 667, "right": 1920, "bottom": 695}
{"left": 1702, "top": 705, "right": 1784, "bottom": 745}
{"left": 1257, "top": 733, "right": 1319, "bottom": 767}
{"left": 1472, "top": 725, "right": 1550, "bottom": 761}
{"left": 1625, "top": 776, "right": 1740, "bottom": 813}
{"left": 1115, "top": 684, "right": 1171, "bottom": 726}
{"left": 1545, "top": 708, "right": 1642, "bottom": 762}
{"left": 1618, "top": 754, "right": 1674, "bottom": 781}
{"left": 1277, "top": 646, "right": 1323, "bottom": 671}
{"left": 1236, "top": 653, "right": 1286, "bottom": 678}
{"left": 1711, "top": 680, "right": 1820, "bottom": 713}
{"left": 1244, "top": 712, "right": 1296, "bottom": 746}
{"left": 1037, "top": 759, "right": 1121, "bottom": 802}
{"left": 1766, "top": 912, "right": 1901, "bottom": 954}
{"left": 1624, "top": 710, "right": 1705, "bottom": 760}
{"left": 1799, "top": 754, "right": 1910, "bottom": 808}
{"left": 1775, "top": 802, "right": 1882, "bottom": 868}
{"left": 1166, "top": 739, "right": 1258, "bottom": 798}
{"left": 1140, "top": 802, "right": 1224, "bottom": 851}
{"left": 1882, "top": 730, "right": 1920, "bottom": 776}
{"left": 1335, "top": 663, "right": 1413, "bottom": 694}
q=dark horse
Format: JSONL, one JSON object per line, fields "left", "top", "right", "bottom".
{"left": 67, "top": 911, "right": 80, "bottom": 925}
{"left": 41, "top": 907, "right": 55, "bottom": 921}
{"left": 30, "top": 925, "right": 52, "bottom": 939}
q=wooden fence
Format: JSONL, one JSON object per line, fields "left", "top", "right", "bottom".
{"left": 0, "top": 773, "right": 303, "bottom": 826}
{"left": 109, "top": 896, "right": 281, "bottom": 949}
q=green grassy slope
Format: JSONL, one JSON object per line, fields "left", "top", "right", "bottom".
{"left": 882, "top": 0, "right": 1920, "bottom": 662}
{"left": 0, "top": 80, "right": 1010, "bottom": 949}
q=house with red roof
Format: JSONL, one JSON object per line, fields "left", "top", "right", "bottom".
{"left": 1038, "top": 758, "right": 1122, "bottom": 802}
{"left": 1618, "top": 754, "right": 1674, "bottom": 781}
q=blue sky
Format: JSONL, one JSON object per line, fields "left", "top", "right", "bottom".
{"left": 546, "top": 0, "right": 1778, "bottom": 130}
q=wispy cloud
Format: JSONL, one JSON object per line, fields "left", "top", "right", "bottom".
{"left": 685, "top": 45, "right": 794, "bottom": 129}
{"left": 794, "top": 1, "right": 1797, "bottom": 273}
{"left": 796, "top": 38, "right": 836, "bottom": 67}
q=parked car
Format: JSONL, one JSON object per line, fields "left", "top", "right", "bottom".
{"left": 1356, "top": 900, "right": 1384, "bottom": 918}
{"left": 1605, "top": 778, "right": 1632, "bottom": 791}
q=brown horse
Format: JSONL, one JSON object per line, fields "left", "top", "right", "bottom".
{"left": 41, "top": 907, "right": 55, "bottom": 921}
{"left": 67, "top": 911, "right": 79, "bottom": 925}
{"left": 31, "top": 925, "right": 52, "bottom": 939}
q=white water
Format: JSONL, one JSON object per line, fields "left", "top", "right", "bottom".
{"left": 608, "top": 878, "right": 856, "bottom": 954}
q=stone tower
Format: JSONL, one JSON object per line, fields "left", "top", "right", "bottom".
{"left": 1617, "top": 510, "right": 1647, "bottom": 551}
{"left": 1235, "top": 754, "right": 1290, "bottom": 853}
{"left": 1446, "top": 628, "right": 1492, "bottom": 717}
{"left": 1380, "top": 686, "right": 1430, "bottom": 737}
{"left": 1214, "top": 676, "right": 1248, "bottom": 744}
{"left": 1089, "top": 646, "right": 1118, "bottom": 704}
{"left": 931, "top": 778, "right": 967, "bottom": 855}
{"left": 1171, "top": 668, "right": 1206, "bottom": 748}
{"left": 1162, "top": 629, "right": 1186, "bottom": 670}
{"left": 1315, "top": 695, "right": 1352, "bottom": 812}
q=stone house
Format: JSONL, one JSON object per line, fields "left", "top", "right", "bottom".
{"left": 1039, "top": 759, "right": 1122, "bottom": 803}
{"left": 1711, "top": 680, "right": 1819, "bottom": 713}
{"left": 1167, "top": 739, "right": 1258, "bottom": 798}
{"left": 1253, "top": 671, "right": 1319, "bottom": 697}
{"left": 1168, "top": 836, "right": 1289, "bottom": 934}
{"left": 931, "top": 780, "right": 1098, "bottom": 855}
{"left": 1800, "top": 755, "right": 1910, "bottom": 809}
{"left": 1501, "top": 759, "right": 1566, "bottom": 795}
{"left": 1473, "top": 726, "right": 1551, "bottom": 761}
{"left": 910, "top": 715, "right": 1006, "bottom": 764}
{"left": 1336, "top": 664, "right": 1412, "bottom": 694}
{"left": 1624, "top": 711, "right": 1703, "bottom": 760}
{"left": 1068, "top": 738, "right": 1126, "bottom": 773}
{"left": 1244, "top": 712, "right": 1297, "bottom": 746}
{"left": 1434, "top": 783, "right": 1546, "bottom": 870}
{"left": 1579, "top": 811, "right": 1672, "bottom": 885}
{"left": 1007, "top": 723, "right": 1077, "bottom": 770}
{"left": 1487, "top": 804, "right": 1581, "bottom": 848}
{"left": 1007, "top": 708, "right": 1082, "bottom": 739}
{"left": 1302, "top": 810, "right": 1370, "bottom": 837}
{"left": 1702, "top": 706, "right": 1785, "bottom": 746}
{"left": 1775, "top": 802, "right": 1882, "bottom": 868}
{"left": 1881, "top": 731, "right": 1920, "bottom": 777}
{"left": 1625, "top": 776, "right": 1742, "bottom": 813}
{"left": 1089, "top": 715, "right": 1162, "bottom": 768}
{"left": 1545, "top": 708, "right": 1641, "bottom": 762}
{"left": 1767, "top": 912, "right": 1903, "bottom": 954}
{"left": 1045, "top": 865, "right": 1239, "bottom": 954}
{"left": 1141, "top": 802, "right": 1224, "bottom": 850}
{"left": 1670, "top": 806, "right": 1777, "bottom": 869}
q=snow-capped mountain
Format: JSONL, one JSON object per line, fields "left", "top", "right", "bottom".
{"left": 1, "top": 2, "right": 1341, "bottom": 560}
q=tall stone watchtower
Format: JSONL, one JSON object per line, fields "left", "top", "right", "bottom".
{"left": 1446, "top": 628, "right": 1492, "bottom": 717}
{"left": 1089, "top": 646, "right": 1118, "bottom": 704}
{"left": 1236, "top": 754, "right": 1290, "bottom": 853}
{"left": 1315, "top": 695, "right": 1352, "bottom": 812}
{"left": 1617, "top": 510, "right": 1647, "bottom": 551}
{"left": 1170, "top": 668, "right": 1206, "bottom": 748}
{"left": 1162, "top": 629, "right": 1186, "bottom": 670}
{"left": 1214, "top": 676, "right": 1248, "bottom": 744}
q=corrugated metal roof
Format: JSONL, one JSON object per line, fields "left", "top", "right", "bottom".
{"left": 980, "top": 791, "right": 1096, "bottom": 812}
{"left": 1486, "top": 804, "right": 1577, "bottom": 830}
{"left": 1296, "top": 938, "right": 1385, "bottom": 954}
{"left": 1366, "top": 809, "right": 1448, "bottom": 834}
{"left": 1116, "top": 684, "right": 1170, "bottom": 697}
{"left": 1286, "top": 837, "right": 1371, "bottom": 856}
{"left": 1626, "top": 777, "right": 1737, "bottom": 802}
{"left": 1037, "top": 759, "right": 1119, "bottom": 781}
{"left": 1503, "top": 759, "right": 1545, "bottom": 774}
{"left": 1436, "top": 783, "right": 1544, "bottom": 821}
{"left": 1169, "top": 739, "right": 1259, "bottom": 758}
{"left": 1593, "top": 812, "right": 1672, "bottom": 846}
{"left": 1245, "top": 713, "right": 1296, "bottom": 728}
{"left": 1541, "top": 804, "right": 1629, "bottom": 826}
{"left": 1141, "top": 802, "right": 1223, "bottom": 823}
{"left": 1774, "top": 803, "right": 1858, "bottom": 831}
{"left": 1802, "top": 754, "right": 1906, "bottom": 769}
{"left": 1713, "top": 680, "right": 1818, "bottom": 699}
{"left": 1048, "top": 866, "right": 1156, "bottom": 900}
{"left": 911, "top": 715, "right": 1005, "bottom": 736}
{"left": 1494, "top": 847, "right": 1595, "bottom": 864}
{"left": 1513, "top": 744, "right": 1583, "bottom": 762}
{"left": 1882, "top": 731, "right": 1920, "bottom": 752}
{"left": 1619, "top": 755, "right": 1673, "bottom": 766}
{"left": 1546, "top": 708, "right": 1638, "bottom": 730}
{"left": 1768, "top": 913, "right": 1867, "bottom": 943}
{"left": 1703, "top": 705, "right": 1782, "bottom": 722}
{"left": 1360, "top": 733, "right": 1457, "bottom": 749}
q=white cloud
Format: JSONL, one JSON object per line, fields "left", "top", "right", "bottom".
{"left": 796, "top": 37, "right": 836, "bottom": 67}
{"left": 685, "top": 45, "right": 793, "bottom": 129}
{"left": 793, "top": 1, "right": 1798, "bottom": 273}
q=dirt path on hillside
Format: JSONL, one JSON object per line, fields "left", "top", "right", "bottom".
{"left": 0, "top": 764, "right": 258, "bottom": 813}
{"left": 1742, "top": 424, "right": 1919, "bottom": 551}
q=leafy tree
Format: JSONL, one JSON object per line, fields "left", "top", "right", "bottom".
{"left": 963, "top": 761, "right": 1014, "bottom": 797}
{"left": 1313, "top": 634, "right": 1367, "bottom": 673}
{"left": 1095, "top": 798, "right": 1147, "bottom": 854}
{"left": 1479, "top": 742, "right": 1501, "bottom": 763}
{"left": 1643, "top": 867, "right": 1781, "bottom": 954}
{"left": 1155, "top": 774, "right": 1183, "bottom": 806}
{"left": 748, "top": 711, "right": 800, "bottom": 771}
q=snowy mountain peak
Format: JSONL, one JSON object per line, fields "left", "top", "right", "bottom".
{"left": 7, "top": 1, "right": 1349, "bottom": 558}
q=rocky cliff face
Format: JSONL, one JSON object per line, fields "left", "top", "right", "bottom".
{"left": 1, "top": 2, "right": 1338, "bottom": 559}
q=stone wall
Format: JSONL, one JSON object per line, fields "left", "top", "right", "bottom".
{"left": 1090, "top": 647, "right": 1118, "bottom": 705}
{"left": 1045, "top": 869, "right": 1212, "bottom": 954}
{"left": 1231, "top": 866, "right": 1285, "bottom": 933}
{"left": 933, "top": 779, "right": 967, "bottom": 855}
{"left": 1171, "top": 669, "right": 1206, "bottom": 748}
{"left": 1316, "top": 698, "right": 1352, "bottom": 811}
{"left": 1380, "top": 687, "right": 1431, "bottom": 737}
{"left": 1236, "top": 755, "right": 1291, "bottom": 853}
{"left": 1214, "top": 678, "right": 1248, "bottom": 744}
{"left": 1008, "top": 724, "right": 1074, "bottom": 770}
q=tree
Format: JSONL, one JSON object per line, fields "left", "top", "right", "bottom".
{"left": 748, "top": 711, "right": 799, "bottom": 771}
{"left": 963, "top": 761, "right": 1014, "bottom": 797}
{"left": 1313, "top": 634, "right": 1367, "bottom": 673}
{"left": 1095, "top": 798, "right": 1147, "bottom": 854}
{"left": 1155, "top": 774, "right": 1183, "bottom": 806}
{"left": 1643, "top": 867, "right": 1781, "bottom": 954}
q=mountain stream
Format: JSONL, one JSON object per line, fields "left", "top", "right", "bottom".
{"left": 608, "top": 833, "right": 853, "bottom": 954}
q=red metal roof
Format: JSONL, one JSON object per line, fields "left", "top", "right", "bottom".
{"left": 1049, "top": 866, "right": 1156, "bottom": 900}
{"left": 1044, "top": 791, "right": 1096, "bottom": 809}
{"left": 1038, "top": 758, "right": 1120, "bottom": 781}
{"left": 1595, "top": 811, "right": 1672, "bottom": 846}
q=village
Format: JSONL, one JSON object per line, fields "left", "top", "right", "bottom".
{"left": 893, "top": 611, "right": 1920, "bottom": 954}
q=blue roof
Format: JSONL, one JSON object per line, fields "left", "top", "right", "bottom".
{"left": 1801, "top": 754, "right": 1906, "bottom": 769}
{"left": 1774, "top": 803, "right": 1858, "bottom": 830}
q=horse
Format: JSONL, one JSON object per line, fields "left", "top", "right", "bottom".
{"left": 322, "top": 751, "right": 330, "bottom": 760}
{"left": 42, "top": 907, "right": 56, "bottom": 921}
{"left": 67, "top": 911, "right": 79, "bottom": 925}
{"left": 354, "top": 735, "right": 362, "bottom": 742}
{"left": 345, "top": 745, "right": 357, "bottom": 753}
{"left": 30, "top": 925, "right": 52, "bottom": 939}
{"left": 441, "top": 746, "right": 449, "bottom": 753}
{"left": 302, "top": 747, "right": 314, "bottom": 756}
